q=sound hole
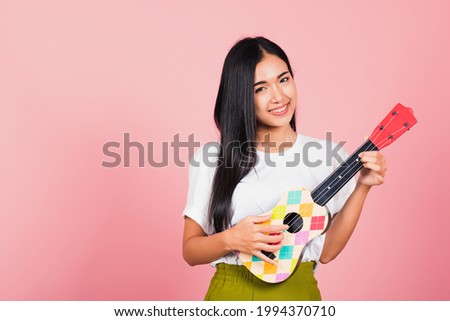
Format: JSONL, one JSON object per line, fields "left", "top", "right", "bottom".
{"left": 283, "top": 212, "right": 303, "bottom": 233}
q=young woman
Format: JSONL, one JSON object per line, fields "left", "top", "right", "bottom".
{"left": 182, "top": 37, "right": 387, "bottom": 300}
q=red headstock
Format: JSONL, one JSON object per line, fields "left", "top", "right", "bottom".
{"left": 369, "top": 103, "right": 417, "bottom": 149}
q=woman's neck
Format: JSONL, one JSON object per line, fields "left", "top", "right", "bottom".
{"left": 256, "top": 127, "right": 297, "bottom": 153}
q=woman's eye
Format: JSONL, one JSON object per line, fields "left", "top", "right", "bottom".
{"left": 280, "top": 77, "right": 289, "bottom": 83}
{"left": 255, "top": 87, "right": 265, "bottom": 93}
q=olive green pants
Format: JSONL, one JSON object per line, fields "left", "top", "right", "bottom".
{"left": 204, "top": 262, "right": 321, "bottom": 301}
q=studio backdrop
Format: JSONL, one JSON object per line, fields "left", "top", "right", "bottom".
{"left": 0, "top": 0, "right": 449, "bottom": 300}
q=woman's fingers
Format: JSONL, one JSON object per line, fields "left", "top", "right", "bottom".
{"left": 357, "top": 151, "right": 387, "bottom": 186}
{"left": 259, "top": 242, "right": 283, "bottom": 253}
{"left": 245, "top": 213, "right": 289, "bottom": 233}
{"left": 363, "top": 161, "right": 381, "bottom": 172}
{"left": 359, "top": 151, "right": 379, "bottom": 157}
{"left": 257, "top": 223, "right": 289, "bottom": 233}
{"left": 249, "top": 213, "right": 272, "bottom": 223}
{"left": 252, "top": 243, "right": 284, "bottom": 265}
{"left": 359, "top": 151, "right": 386, "bottom": 173}
{"left": 259, "top": 232, "right": 284, "bottom": 244}
{"left": 359, "top": 155, "right": 377, "bottom": 164}
{"left": 253, "top": 251, "right": 278, "bottom": 265}
{"left": 237, "top": 214, "right": 293, "bottom": 266}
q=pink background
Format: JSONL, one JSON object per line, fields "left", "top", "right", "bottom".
{"left": 1, "top": 0, "right": 449, "bottom": 300}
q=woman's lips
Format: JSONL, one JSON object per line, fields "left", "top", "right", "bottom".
{"left": 269, "top": 103, "right": 289, "bottom": 116}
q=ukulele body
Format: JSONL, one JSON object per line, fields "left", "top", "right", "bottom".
{"left": 237, "top": 187, "right": 330, "bottom": 283}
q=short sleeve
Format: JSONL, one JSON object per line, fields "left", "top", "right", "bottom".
{"left": 181, "top": 144, "right": 217, "bottom": 235}
{"left": 325, "top": 143, "right": 357, "bottom": 217}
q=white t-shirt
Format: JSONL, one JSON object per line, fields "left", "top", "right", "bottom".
{"left": 182, "top": 133, "right": 356, "bottom": 267}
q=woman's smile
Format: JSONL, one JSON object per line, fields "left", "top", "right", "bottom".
{"left": 269, "top": 102, "right": 290, "bottom": 115}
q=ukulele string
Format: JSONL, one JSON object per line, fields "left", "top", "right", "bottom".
{"left": 282, "top": 138, "right": 383, "bottom": 230}
{"left": 311, "top": 110, "right": 401, "bottom": 205}
{"left": 281, "top": 138, "right": 379, "bottom": 230}
{"left": 282, "top": 111, "right": 403, "bottom": 229}
{"left": 315, "top": 123, "right": 406, "bottom": 204}
{"left": 265, "top": 127, "right": 401, "bottom": 255}
{"left": 312, "top": 128, "right": 401, "bottom": 206}
{"left": 376, "top": 126, "right": 407, "bottom": 149}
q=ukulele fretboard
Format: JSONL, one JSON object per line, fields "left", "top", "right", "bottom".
{"left": 311, "top": 139, "right": 379, "bottom": 206}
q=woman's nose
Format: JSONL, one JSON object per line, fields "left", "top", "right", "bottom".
{"left": 270, "top": 84, "right": 284, "bottom": 103}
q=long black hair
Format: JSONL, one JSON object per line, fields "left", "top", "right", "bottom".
{"left": 208, "top": 36, "right": 297, "bottom": 233}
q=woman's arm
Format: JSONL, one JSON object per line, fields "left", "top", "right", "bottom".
{"left": 320, "top": 151, "right": 387, "bottom": 264}
{"left": 182, "top": 217, "right": 232, "bottom": 266}
{"left": 182, "top": 214, "right": 288, "bottom": 266}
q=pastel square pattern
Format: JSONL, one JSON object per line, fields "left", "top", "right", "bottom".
{"left": 287, "top": 190, "right": 302, "bottom": 205}
{"left": 299, "top": 203, "right": 314, "bottom": 217}
{"left": 263, "top": 262, "right": 278, "bottom": 274}
{"left": 271, "top": 205, "right": 287, "bottom": 220}
{"left": 252, "top": 255, "right": 262, "bottom": 262}
{"left": 295, "top": 231, "right": 309, "bottom": 245}
{"left": 279, "top": 245, "right": 294, "bottom": 260}
{"left": 310, "top": 216, "right": 325, "bottom": 230}
{"left": 276, "top": 273, "right": 290, "bottom": 282}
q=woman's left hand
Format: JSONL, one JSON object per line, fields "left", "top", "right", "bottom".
{"left": 357, "top": 151, "right": 387, "bottom": 186}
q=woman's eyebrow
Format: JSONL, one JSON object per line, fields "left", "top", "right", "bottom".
{"left": 253, "top": 71, "right": 290, "bottom": 87}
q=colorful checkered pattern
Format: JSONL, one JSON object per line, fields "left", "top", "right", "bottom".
{"left": 238, "top": 188, "right": 329, "bottom": 283}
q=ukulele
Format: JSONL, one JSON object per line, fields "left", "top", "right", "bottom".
{"left": 237, "top": 103, "right": 417, "bottom": 283}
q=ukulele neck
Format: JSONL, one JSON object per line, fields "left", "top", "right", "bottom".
{"left": 311, "top": 139, "right": 379, "bottom": 206}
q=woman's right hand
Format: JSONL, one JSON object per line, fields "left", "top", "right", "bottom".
{"left": 226, "top": 213, "right": 289, "bottom": 265}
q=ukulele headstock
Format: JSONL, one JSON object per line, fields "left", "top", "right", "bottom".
{"left": 369, "top": 103, "right": 417, "bottom": 150}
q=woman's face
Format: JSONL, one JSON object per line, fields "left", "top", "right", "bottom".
{"left": 253, "top": 53, "right": 297, "bottom": 130}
